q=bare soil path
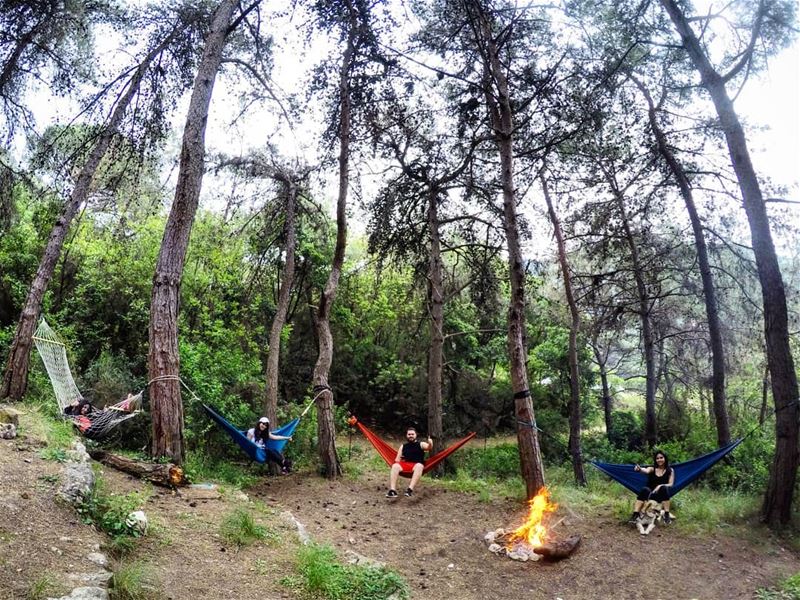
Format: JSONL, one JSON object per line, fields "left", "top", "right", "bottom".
{"left": 2, "top": 433, "right": 798, "bottom": 600}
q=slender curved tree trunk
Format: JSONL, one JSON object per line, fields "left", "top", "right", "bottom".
{"left": 148, "top": 0, "right": 237, "bottom": 463}
{"left": 593, "top": 345, "right": 613, "bottom": 438}
{"left": 541, "top": 172, "right": 585, "bottom": 485}
{"left": 312, "top": 18, "right": 356, "bottom": 478}
{"left": 1, "top": 31, "right": 177, "bottom": 400}
{"left": 631, "top": 75, "right": 730, "bottom": 447}
{"left": 467, "top": 0, "right": 545, "bottom": 497}
{"left": 264, "top": 177, "right": 298, "bottom": 423}
{"left": 605, "top": 178, "right": 657, "bottom": 447}
{"left": 660, "top": 0, "right": 799, "bottom": 527}
{"left": 426, "top": 189, "right": 445, "bottom": 473}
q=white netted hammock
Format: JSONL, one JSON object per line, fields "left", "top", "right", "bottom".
{"left": 33, "top": 319, "right": 143, "bottom": 439}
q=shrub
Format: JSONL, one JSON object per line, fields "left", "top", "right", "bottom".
{"left": 756, "top": 572, "right": 800, "bottom": 600}
{"left": 454, "top": 444, "right": 520, "bottom": 479}
{"left": 607, "top": 411, "right": 642, "bottom": 451}
{"left": 77, "top": 478, "right": 149, "bottom": 553}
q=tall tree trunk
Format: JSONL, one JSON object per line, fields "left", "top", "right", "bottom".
{"left": 147, "top": 0, "right": 237, "bottom": 463}
{"left": 426, "top": 188, "right": 445, "bottom": 474}
{"left": 541, "top": 172, "right": 585, "bottom": 485}
{"left": 606, "top": 180, "right": 657, "bottom": 447}
{"left": 593, "top": 345, "right": 613, "bottom": 440}
{"left": 311, "top": 16, "right": 356, "bottom": 478}
{"left": 660, "top": 0, "right": 799, "bottom": 527}
{"left": 264, "top": 177, "right": 298, "bottom": 423}
{"left": 760, "top": 362, "right": 770, "bottom": 426}
{"left": 631, "top": 75, "right": 730, "bottom": 447}
{"left": 1, "top": 31, "right": 177, "bottom": 400}
{"left": 467, "top": 0, "right": 545, "bottom": 497}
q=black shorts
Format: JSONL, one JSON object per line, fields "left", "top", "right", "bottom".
{"left": 637, "top": 486, "right": 670, "bottom": 502}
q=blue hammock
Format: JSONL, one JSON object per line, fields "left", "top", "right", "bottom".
{"left": 590, "top": 437, "right": 744, "bottom": 496}
{"left": 203, "top": 403, "right": 306, "bottom": 463}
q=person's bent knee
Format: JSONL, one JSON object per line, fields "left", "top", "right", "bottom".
{"left": 412, "top": 463, "right": 424, "bottom": 473}
{"left": 636, "top": 487, "right": 652, "bottom": 502}
{"left": 390, "top": 463, "right": 402, "bottom": 473}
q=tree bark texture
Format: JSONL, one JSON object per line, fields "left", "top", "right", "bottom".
{"left": 311, "top": 12, "right": 357, "bottom": 478}
{"left": 426, "top": 189, "right": 445, "bottom": 473}
{"left": 631, "top": 75, "right": 730, "bottom": 447}
{"left": 147, "top": 0, "right": 238, "bottom": 463}
{"left": 541, "top": 173, "right": 585, "bottom": 485}
{"left": 1, "top": 31, "right": 177, "bottom": 401}
{"left": 467, "top": 0, "right": 545, "bottom": 497}
{"left": 660, "top": 0, "right": 799, "bottom": 527}
{"left": 264, "top": 177, "right": 298, "bottom": 423}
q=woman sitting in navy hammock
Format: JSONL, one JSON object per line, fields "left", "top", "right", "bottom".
{"left": 246, "top": 416, "right": 293, "bottom": 474}
{"left": 630, "top": 449, "right": 675, "bottom": 524}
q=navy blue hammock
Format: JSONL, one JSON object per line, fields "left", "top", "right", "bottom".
{"left": 590, "top": 437, "right": 744, "bottom": 496}
{"left": 203, "top": 400, "right": 314, "bottom": 463}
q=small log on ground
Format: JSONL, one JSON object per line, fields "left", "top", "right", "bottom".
{"left": 89, "top": 450, "right": 186, "bottom": 487}
{"left": 533, "top": 534, "right": 582, "bottom": 560}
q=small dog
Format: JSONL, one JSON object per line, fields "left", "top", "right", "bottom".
{"left": 635, "top": 500, "right": 664, "bottom": 535}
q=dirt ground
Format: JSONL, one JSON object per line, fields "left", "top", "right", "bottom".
{"left": 2, "top": 429, "right": 799, "bottom": 600}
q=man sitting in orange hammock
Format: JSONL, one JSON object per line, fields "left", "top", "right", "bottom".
{"left": 386, "top": 427, "right": 433, "bottom": 498}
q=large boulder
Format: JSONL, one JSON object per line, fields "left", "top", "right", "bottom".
{"left": 58, "top": 462, "right": 94, "bottom": 506}
{"left": 0, "top": 405, "right": 23, "bottom": 426}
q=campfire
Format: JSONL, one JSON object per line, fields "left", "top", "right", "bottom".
{"left": 485, "top": 488, "right": 581, "bottom": 562}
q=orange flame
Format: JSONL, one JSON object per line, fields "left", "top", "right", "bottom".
{"left": 508, "top": 487, "right": 558, "bottom": 548}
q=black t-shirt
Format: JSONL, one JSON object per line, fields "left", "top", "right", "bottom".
{"left": 401, "top": 440, "right": 425, "bottom": 464}
{"left": 647, "top": 467, "right": 672, "bottom": 488}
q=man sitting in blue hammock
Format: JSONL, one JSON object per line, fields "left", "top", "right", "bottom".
{"left": 247, "top": 416, "right": 293, "bottom": 474}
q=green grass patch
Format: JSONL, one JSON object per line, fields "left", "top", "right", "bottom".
{"left": 219, "top": 507, "right": 278, "bottom": 547}
{"left": 183, "top": 452, "right": 259, "bottom": 489}
{"left": 110, "top": 561, "right": 162, "bottom": 600}
{"left": 283, "top": 543, "right": 409, "bottom": 600}
{"left": 26, "top": 572, "right": 63, "bottom": 600}
{"left": 435, "top": 469, "right": 524, "bottom": 502}
{"left": 39, "top": 447, "right": 68, "bottom": 462}
{"left": 756, "top": 572, "right": 800, "bottom": 599}
{"left": 15, "top": 401, "right": 76, "bottom": 449}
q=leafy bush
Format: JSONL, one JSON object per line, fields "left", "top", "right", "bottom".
{"left": 284, "top": 543, "right": 409, "bottom": 600}
{"left": 756, "top": 572, "right": 800, "bottom": 600}
{"left": 454, "top": 443, "right": 520, "bottom": 479}
{"left": 77, "top": 478, "right": 149, "bottom": 552}
{"left": 607, "top": 411, "right": 642, "bottom": 451}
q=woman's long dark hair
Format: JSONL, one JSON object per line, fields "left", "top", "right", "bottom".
{"left": 253, "top": 419, "right": 270, "bottom": 443}
{"left": 652, "top": 449, "right": 670, "bottom": 472}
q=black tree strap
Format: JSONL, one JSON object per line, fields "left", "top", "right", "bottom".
{"left": 313, "top": 384, "right": 332, "bottom": 394}
{"left": 513, "top": 389, "right": 531, "bottom": 400}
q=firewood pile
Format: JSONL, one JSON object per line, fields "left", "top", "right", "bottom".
{"left": 485, "top": 528, "right": 582, "bottom": 562}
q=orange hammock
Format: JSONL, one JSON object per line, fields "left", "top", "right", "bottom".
{"left": 347, "top": 416, "right": 476, "bottom": 477}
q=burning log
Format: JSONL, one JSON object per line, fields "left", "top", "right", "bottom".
{"left": 532, "top": 534, "right": 581, "bottom": 560}
{"left": 485, "top": 488, "right": 580, "bottom": 562}
{"left": 89, "top": 450, "right": 186, "bottom": 487}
